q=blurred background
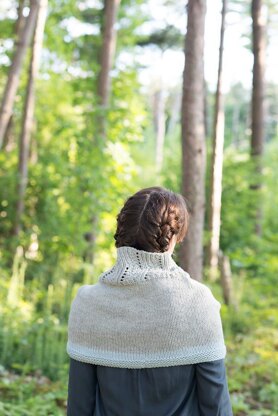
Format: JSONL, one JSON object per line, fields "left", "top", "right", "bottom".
{"left": 0, "top": 0, "right": 277, "bottom": 414}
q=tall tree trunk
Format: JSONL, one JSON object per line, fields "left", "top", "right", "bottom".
{"left": 207, "top": 0, "right": 227, "bottom": 275}
{"left": 85, "top": 0, "right": 121, "bottom": 263}
{"left": 218, "top": 250, "right": 233, "bottom": 306}
{"left": 153, "top": 89, "right": 166, "bottom": 172}
{"left": 2, "top": 0, "right": 26, "bottom": 150}
{"left": 232, "top": 103, "right": 240, "bottom": 148}
{"left": 0, "top": 0, "right": 39, "bottom": 149}
{"left": 250, "top": 0, "right": 266, "bottom": 236}
{"left": 96, "top": 0, "right": 121, "bottom": 142}
{"left": 179, "top": 0, "right": 207, "bottom": 282}
{"left": 2, "top": 115, "right": 14, "bottom": 151}
{"left": 13, "top": 0, "right": 48, "bottom": 236}
{"left": 15, "top": 0, "right": 27, "bottom": 44}
{"left": 166, "top": 89, "right": 181, "bottom": 137}
{"left": 204, "top": 78, "right": 209, "bottom": 139}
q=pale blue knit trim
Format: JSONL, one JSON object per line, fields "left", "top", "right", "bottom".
{"left": 67, "top": 340, "right": 226, "bottom": 369}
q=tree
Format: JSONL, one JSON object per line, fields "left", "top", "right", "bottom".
{"left": 207, "top": 0, "right": 227, "bottom": 273}
{"left": 153, "top": 89, "right": 166, "bottom": 172}
{"left": 84, "top": 0, "right": 121, "bottom": 263}
{"left": 0, "top": 0, "right": 39, "bottom": 149}
{"left": 14, "top": 0, "right": 27, "bottom": 41}
{"left": 2, "top": 1, "right": 27, "bottom": 151}
{"left": 96, "top": 0, "right": 121, "bottom": 142}
{"left": 179, "top": 0, "right": 207, "bottom": 281}
{"left": 250, "top": 0, "right": 266, "bottom": 236}
{"left": 13, "top": 0, "right": 48, "bottom": 236}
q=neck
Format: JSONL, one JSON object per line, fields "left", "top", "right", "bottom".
{"left": 117, "top": 246, "right": 174, "bottom": 269}
{"left": 99, "top": 246, "right": 179, "bottom": 285}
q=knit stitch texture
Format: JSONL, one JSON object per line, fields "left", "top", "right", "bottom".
{"left": 66, "top": 246, "right": 227, "bottom": 368}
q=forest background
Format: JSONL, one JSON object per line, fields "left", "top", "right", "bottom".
{"left": 0, "top": 0, "right": 277, "bottom": 415}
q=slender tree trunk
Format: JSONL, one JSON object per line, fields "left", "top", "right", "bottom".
{"left": 166, "top": 90, "right": 181, "bottom": 137}
{"left": 2, "top": 115, "right": 14, "bottom": 151}
{"left": 13, "top": 0, "right": 48, "bottom": 236}
{"left": 207, "top": 0, "right": 227, "bottom": 275}
{"left": 0, "top": 0, "right": 39, "bottom": 149}
{"left": 30, "top": 120, "right": 38, "bottom": 165}
{"left": 2, "top": 0, "right": 26, "bottom": 150}
{"left": 96, "top": 0, "right": 121, "bottom": 142}
{"left": 250, "top": 0, "right": 266, "bottom": 236}
{"left": 179, "top": 0, "right": 207, "bottom": 282}
{"left": 153, "top": 89, "right": 166, "bottom": 171}
{"left": 85, "top": 0, "right": 121, "bottom": 264}
{"left": 218, "top": 250, "right": 233, "bottom": 306}
{"left": 232, "top": 103, "right": 240, "bottom": 148}
{"left": 204, "top": 78, "right": 209, "bottom": 139}
{"left": 15, "top": 0, "right": 27, "bottom": 44}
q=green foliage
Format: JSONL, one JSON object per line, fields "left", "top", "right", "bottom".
{"left": 0, "top": 364, "right": 67, "bottom": 415}
{"left": 137, "top": 25, "right": 184, "bottom": 50}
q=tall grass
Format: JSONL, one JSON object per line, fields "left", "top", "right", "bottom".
{"left": 0, "top": 248, "right": 89, "bottom": 381}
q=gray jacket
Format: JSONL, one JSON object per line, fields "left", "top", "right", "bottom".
{"left": 67, "top": 357, "right": 233, "bottom": 415}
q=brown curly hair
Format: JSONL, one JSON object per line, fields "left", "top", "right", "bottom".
{"left": 114, "top": 186, "right": 189, "bottom": 253}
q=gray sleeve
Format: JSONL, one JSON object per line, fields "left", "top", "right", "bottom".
{"left": 195, "top": 358, "right": 233, "bottom": 416}
{"left": 67, "top": 358, "right": 97, "bottom": 416}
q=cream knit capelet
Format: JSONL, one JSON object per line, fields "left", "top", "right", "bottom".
{"left": 66, "top": 246, "right": 227, "bottom": 368}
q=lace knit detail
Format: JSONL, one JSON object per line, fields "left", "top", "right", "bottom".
{"left": 99, "top": 246, "right": 182, "bottom": 285}
{"left": 67, "top": 246, "right": 226, "bottom": 368}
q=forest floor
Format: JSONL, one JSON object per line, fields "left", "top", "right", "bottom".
{"left": 0, "top": 366, "right": 66, "bottom": 415}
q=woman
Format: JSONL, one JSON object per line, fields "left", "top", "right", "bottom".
{"left": 66, "top": 186, "right": 233, "bottom": 415}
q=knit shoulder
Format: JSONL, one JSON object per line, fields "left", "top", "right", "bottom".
{"left": 68, "top": 284, "right": 96, "bottom": 313}
{"left": 185, "top": 274, "right": 222, "bottom": 310}
{"left": 75, "top": 284, "right": 92, "bottom": 297}
{"left": 71, "top": 283, "right": 102, "bottom": 303}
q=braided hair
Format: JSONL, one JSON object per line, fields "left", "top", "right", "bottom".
{"left": 114, "top": 186, "right": 189, "bottom": 253}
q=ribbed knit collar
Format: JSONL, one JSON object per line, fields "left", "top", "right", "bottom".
{"left": 99, "top": 246, "right": 180, "bottom": 285}
{"left": 118, "top": 246, "right": 175, "bottom": 269}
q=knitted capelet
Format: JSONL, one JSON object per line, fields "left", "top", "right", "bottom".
{"left": 66, "top": 246, "right": 227, "bottom": 368}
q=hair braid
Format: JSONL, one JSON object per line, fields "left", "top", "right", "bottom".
{"left": 114, "top": 186, "right": 189, "bottom": 253}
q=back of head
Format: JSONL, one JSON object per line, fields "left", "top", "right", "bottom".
{"left": 114, "top": 186, "right": 189, "bottom": 253}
